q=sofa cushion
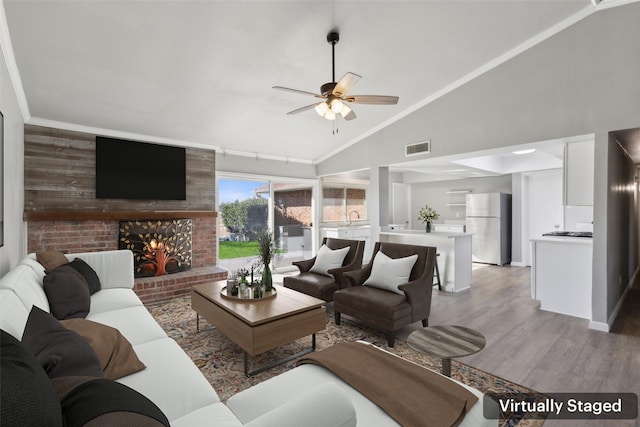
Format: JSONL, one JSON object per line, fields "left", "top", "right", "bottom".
{"left": 90, "top": 288, "right": 144, "bottom": 315}
{"left": 0, "top": 289, "right": 30, "bottom": 340}
{"left": 227, "top": 364, "right": 398, "bottom": 426}
{"left": 363, "top": 251, "right": 418, "bottom": 294}
{"left": 68, "top": 250, "right": 135, "bottom": 290}
{"left": 19, "top": 255, "right": 47, "bottom": 281}
{"left": 0, "top": 264, "right": 50, "bottom": 312}
{"left": 61, "top": 318, "right": 146, "bottom": 380}
{"left": 117, "top": 338, "right": 220, "bottom": 422}
{"left": 43, "top": 265, "right": 91, "bottom": 320}
{"left": 87, "top": 306, "right": 168, "bottom": 346}
{"left": 52, "top": 377, "right": 169, "bottom": 427}
{"left": 309, "top": 244, "right": 350, "bottom": 276}
{"left": 21, "top": 306, "right": 104, "bottom": 379}
{"left": 0, "top": 329, "right": 63, "bottom": 427}
{"left": 66, "top": 258, "right": 102, "bottom": 295}
{"left": 171, "top": 403, "right": 243, "bottom": 427}
{"left": 241, "top": 383, "right": 357, "bottom": 427}
{"left": 37, "top": 249, "right": 70, "bottom": 271}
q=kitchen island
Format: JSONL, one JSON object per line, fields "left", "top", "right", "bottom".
{"left": 379, "top": 229, "right": 472, "bottom": 292}
{"left": 530, "top": 235, "right": 593, "bottom": 319}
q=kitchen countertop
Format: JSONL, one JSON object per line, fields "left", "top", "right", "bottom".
{"left": 320, "top": 224, "right": 370, "bottom": 230}
{"left": 380, "top": 229, "right": 471, "bottom": 238}
{"left": 530, "top": 236, "right": 593, "bottom": 244}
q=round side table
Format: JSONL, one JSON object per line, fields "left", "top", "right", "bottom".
{"left": 407, "top": 325, "right": 486, "bottom": 377}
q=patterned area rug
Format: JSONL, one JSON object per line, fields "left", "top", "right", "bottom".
{"left": 147, "top": 296, "right": 544, "bottom": 426}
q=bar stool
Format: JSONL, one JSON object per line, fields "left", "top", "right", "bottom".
{"left": 433, "top": 253, "right": 441, "bottom": 290}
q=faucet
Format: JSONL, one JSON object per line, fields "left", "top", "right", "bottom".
{"left": 348, "top": 210, "right": 360, "bottom": 225}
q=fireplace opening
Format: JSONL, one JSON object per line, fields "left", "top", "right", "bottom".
{"left": 119, "top": 219, "right": 192, "bottom": 277}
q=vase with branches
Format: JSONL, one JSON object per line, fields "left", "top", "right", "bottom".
{"left": 418, "top": 204, "right": 439, "bottom": 233}
{"left": 255, "top": 230, "right": 277, "bottom": 292}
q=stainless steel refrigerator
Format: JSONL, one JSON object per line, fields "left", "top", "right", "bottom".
{"left": 465, "top": 192, "right": 512, "bottom": 265}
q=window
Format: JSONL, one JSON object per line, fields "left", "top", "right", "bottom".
{"left": 322, "top": 185, "right": 367, "bottom": 223}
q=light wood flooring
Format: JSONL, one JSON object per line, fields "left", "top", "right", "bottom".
{"left": 396, "top": 264, "right": 640, "bottom": 427}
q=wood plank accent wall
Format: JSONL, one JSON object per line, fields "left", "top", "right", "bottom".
{"left": 23, "top": 124, "right": 222, "bottom": 303}
{"left": 24, "top": 124, "right": 216, "bottom": 212}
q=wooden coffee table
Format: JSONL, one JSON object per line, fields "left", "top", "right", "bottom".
{"left": 407, "top": 325, "right": 486, "bottom": 377}
{"left": 191, "top": 281, "right": 326, "bottom": 376}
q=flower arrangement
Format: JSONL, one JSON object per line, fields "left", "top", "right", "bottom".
{"left": 418, "top": 204, "right": 439, "bottom": 224}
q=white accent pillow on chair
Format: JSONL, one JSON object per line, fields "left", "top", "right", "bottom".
{"left": 363, "top": 251, "right": 418, "bottom": 294}
{"left": 309, "top": 245, "right": 350, "bottom": 276}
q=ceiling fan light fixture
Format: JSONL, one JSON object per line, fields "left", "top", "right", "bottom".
{"left": 330, "top": 98, "right": 344, "bottom": 113}
{"left": 324, "top": 109, "right": 336, "bottom": 120}
{"left": 315, "top": 102, "right": 329, "bottom": 117}
{"left": 274, "top": 31, "right": 398, "bottom": 128}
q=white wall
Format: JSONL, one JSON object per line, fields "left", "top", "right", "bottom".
{"left": 409, "top": 175, "right": 512, "bottom": 230}
{"left": 0, "top": 33, "right": 26, "bottom": 275}
{"left": 216, "top": 152, "right": 316, "bottom": 180}
{"left": 519, "top": 169, "right": 563, "bottom": 266}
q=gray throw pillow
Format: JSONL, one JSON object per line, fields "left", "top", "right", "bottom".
{"left": 21, "top": 306, "right": 104, "bottom": 379}
{"left": 43, "top": 265, "right": 91, "bottom": 320}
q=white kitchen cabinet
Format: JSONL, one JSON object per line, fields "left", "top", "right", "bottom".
{"left": 564, "top": 139, "right": 594, "bottom": 206}
{"left": 379, "top": 230, "right": 472, "bottom": 293}
{"left": 321, "top": 226, "right": 372, "bottom": 261}
{"left": 433, "top": 224, "right": 465, "bottom": 233}
{"left": 531, "top": 236, "right": 592, "bottom": 319}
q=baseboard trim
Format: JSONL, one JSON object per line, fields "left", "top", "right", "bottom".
{"left": 590, "top": 266, "right": 640, "bottom": 332}
{"left": 588, "top": 320, "right": 610, "bottom": 332}
{"left": 510, "top": 261, "right": 528, "bottom": 267}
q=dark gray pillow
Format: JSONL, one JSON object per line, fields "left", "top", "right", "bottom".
{"left": 43, "top": 265, "right": 91, "bottom": 319}
{"left": 21, "top": 306, "right": 104, "bottom": 379}
{"left": 67, "top": 258, "right": 102, "bottom": 295}
{"left": 1, "top": 329, "right": 63, "bottom": 427}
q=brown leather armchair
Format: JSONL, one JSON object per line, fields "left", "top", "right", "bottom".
{"left": 283, "top": 237, "right": 365, "bottom": 302}
{"left": 333, "top": 242, "right": 436, "bottom": 347}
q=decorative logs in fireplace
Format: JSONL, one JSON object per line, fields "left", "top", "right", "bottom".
{"left": 119, "top": 219, "right": 192, "bottom": 277}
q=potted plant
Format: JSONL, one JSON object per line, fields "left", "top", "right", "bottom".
{"left": 255, "top": 230, "right": 276, "bottom": 292}
{"left": 418, "top": 204, "right": 439, "bottom": 233}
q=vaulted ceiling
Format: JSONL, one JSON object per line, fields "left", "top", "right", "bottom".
{"left": 3, "top": 0, "right": 599, "bottom": 164}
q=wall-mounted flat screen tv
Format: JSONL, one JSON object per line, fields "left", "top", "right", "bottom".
{"left": 96, "top": 136, "right": 186, "bottom": 200}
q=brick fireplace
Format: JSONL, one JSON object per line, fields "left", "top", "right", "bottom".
{"left": 25, "top": 211, "right": 226, "bottom": 304}
{"left": 23, "top": 124, "right": 223, "bottom": 304}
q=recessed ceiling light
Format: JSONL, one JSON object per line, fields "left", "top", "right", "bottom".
{"left": 512, "top": 148, "right": 536, "bottom": 155}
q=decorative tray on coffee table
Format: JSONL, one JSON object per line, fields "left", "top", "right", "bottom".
{"left": 220, "top": 286, "right": 277, "bottom": 302}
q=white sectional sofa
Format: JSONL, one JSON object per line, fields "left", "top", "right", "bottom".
{"left": 0, "top": 249, "right": 494, "bottom": 426}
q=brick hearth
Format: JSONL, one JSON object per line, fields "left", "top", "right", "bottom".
{"left": 135, "top": 266, "right": 226, "bottom": 304}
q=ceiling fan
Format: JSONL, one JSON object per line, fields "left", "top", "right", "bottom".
{"left": 273, "top": 31, "right": 399, "bottom": 122}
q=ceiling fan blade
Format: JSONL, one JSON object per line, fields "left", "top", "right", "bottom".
{"left": 286, "top": 103, "right": 320, "bottom": 115}
{"left": 346, "top": 95, "right": 399, "bottom": 105}
{"left": 332, "top": 72, "right": 362, "bottom": 97}
{"left": 273, "top": 86, "right": 324, "bottom": 98}
{"left": 341, "top": 108, "right": 357, "bottom": 121}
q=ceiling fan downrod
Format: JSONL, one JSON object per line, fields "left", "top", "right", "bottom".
{"left": 327, "top": 32, "right": 339, "bottom": 83}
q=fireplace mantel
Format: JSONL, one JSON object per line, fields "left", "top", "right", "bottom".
{"left": 24, "top": 210, "right": 216, "bottom": 221}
